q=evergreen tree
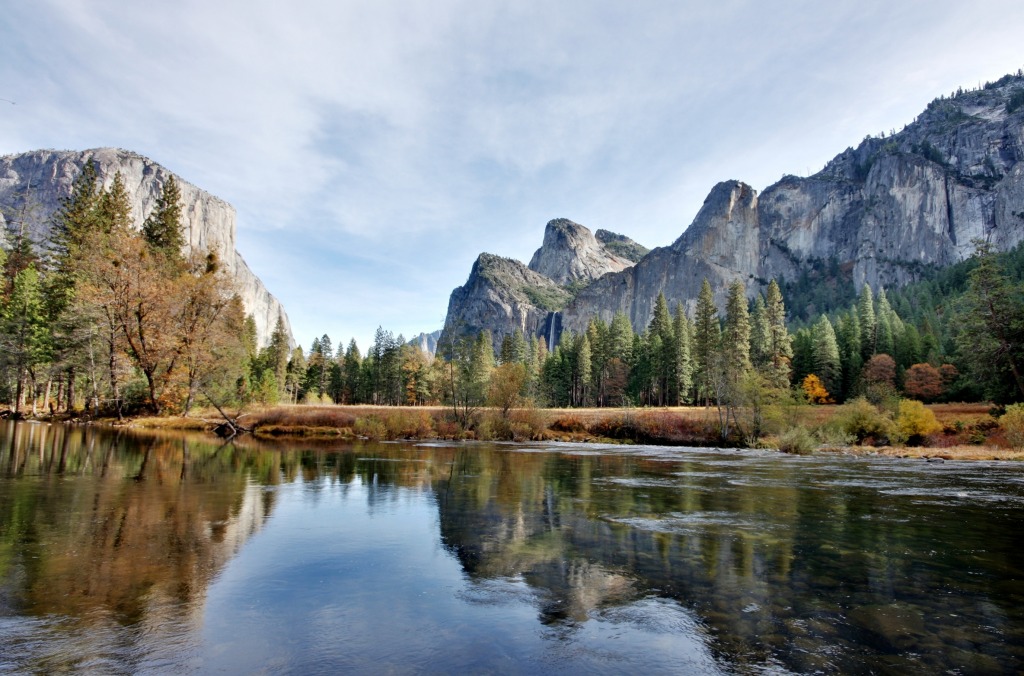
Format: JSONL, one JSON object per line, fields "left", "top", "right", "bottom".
{"left": 142, "top": 176, "right": 185, "bottom": 259}
{"left": 499, "top": 329, "right": 527, "bottom": 365}
{"left": 750, "top": 294, "right": 770, "bottom": 370}
{"left": 722, "top": 279, "right": 752, "bottom": 385}
{"left": 671, "top": 303, "right": 692, "bottom": 404}
{"left": 342, "top": 339, "right": 362, "bottom": 404}
{"left": 836, "top": 310, "right": 863, "bottom": 400}
{"left": 649, "top": 292, "right": 674, "bottom": 405}
{"left": 812, "top": 315, "right": 842, "bottom": 397}
{"left": 956, "top": 241, "right": 1024, "bottom": 401}
{"left": 764, "top": 279, "right": 793, "bottom": 389}
{"left": 1, "top": 266, "right": 49, "bottom": 414}
{"left": 692, "top": 279, "right": 720, "bottom": 405}
{"left": 857, "top": 284, "right": 876, "bottom": 360}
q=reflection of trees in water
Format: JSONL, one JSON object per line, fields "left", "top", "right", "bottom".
{"left": 4, "top": 426, "right": 1022, "bottom": 673}
{"left": 0, "top": 422, "right": 267, "bottom": 627}
{"left": 431, "top": 448, "right": 1024, "bottom": 673}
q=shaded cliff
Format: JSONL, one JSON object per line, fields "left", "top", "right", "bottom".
{"left": 444, "top": 71, "right": 1024, "bottom": 345}
{"left": 0, "top": 148, "right": 292, "bottom": 347}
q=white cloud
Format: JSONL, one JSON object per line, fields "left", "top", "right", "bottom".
{"left": 3, "top": 0, "right": 1024, "bottom": 349}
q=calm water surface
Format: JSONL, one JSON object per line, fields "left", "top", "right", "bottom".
{"left": 1, "top": 421, "right": 1022, "bottom": 674}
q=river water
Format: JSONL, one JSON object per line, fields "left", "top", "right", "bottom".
{"left": 0, "top": 421, "right": 1022, "bottom": 674}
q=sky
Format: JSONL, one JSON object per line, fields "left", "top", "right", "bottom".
{"left": 3, "top": 1, "right": 1024, "bottom": 352}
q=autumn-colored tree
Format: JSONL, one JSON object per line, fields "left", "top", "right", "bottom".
{"left": 802, "top": 374, "right": 832, "bottom": 404}
{"left": 862, "top": 354, "right": 896, "bottom": 388}
{"left": 903, "top": 363, "right": 944, "bottom": 402}
{"left": 487, "top": 362, "right": 527, "bottom": 417}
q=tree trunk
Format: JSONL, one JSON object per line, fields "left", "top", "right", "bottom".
{"left": 43, "top": 377, "right": 52, "bottom": 415}
{"left": 66, "top": 367, "right": 75, "bottom": 414}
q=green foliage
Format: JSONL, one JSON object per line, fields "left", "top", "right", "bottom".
{"left": 776, "top": 426, "right": 816, "bottom": 455}
{"left": 1001, "top": 403, "right": 1024, "bottom": 449}
{"left": 595, "top": 229, "right": 649, "bottom": 262}
{"left": 1006, "top": 88, "right": 1024, "bottom": 114}
{"left": 522, "top": 284, "right": 571, "bottom": 311}
{"left": 831, "top": 397, "right": 894, "bottom": 445}
{"left": 142, "top": 176, "right": 185, "bottom": 259}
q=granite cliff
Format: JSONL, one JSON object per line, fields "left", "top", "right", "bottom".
{"left": 443, "top": 71, "right": 1024, "bottom": 346}
{"left": 441, "top": 221, "right": 644, "bottom": 349}
{"left": 0, "top": 148, "right": 292, "bottom": 347}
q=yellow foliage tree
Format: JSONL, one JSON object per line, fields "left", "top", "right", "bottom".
{"left": 802, "top": 374, "right": 832, "bottom": 404}
{"left": 895, "top": 399, "right": 942, "bottom": 445}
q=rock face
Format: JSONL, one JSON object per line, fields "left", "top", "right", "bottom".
{"left": 408, "top": 330, "right": 443, "bottom": 357}
{"left": 440, "top": 253, "right": 571, "bottom": 350}
{"left": 444, "top": 71, "right": 1024, "bottom": 346}
{"left": 528, "top": 218, "right": 634, "bottom": 285}
{"left": 0, "top": 148, "right": 292, "bottom": 347}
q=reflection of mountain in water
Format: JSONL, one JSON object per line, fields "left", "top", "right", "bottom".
{"left": 0, "top": 422, "right": 270, "bottom": 644}
{"left": 431, "top": 446, "right": 1024, "bottom": 673}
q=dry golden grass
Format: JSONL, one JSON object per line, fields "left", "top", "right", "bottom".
{"left": 122, "top": 401, "right": 1018, "bottom": 459}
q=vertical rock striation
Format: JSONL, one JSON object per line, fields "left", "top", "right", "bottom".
{"left": 0, "top": 147, "right": 292, "bottom": 347}
{"left": 443, "top": 72, "right": 1024, "bottom": 347}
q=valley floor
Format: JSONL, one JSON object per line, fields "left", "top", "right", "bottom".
{"left": 115, "top": 401, "right": 1024, "bottom": 461}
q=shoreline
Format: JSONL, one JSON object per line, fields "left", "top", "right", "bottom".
{"left": 11, "top": 402, "right": 1018, "bottom": 462}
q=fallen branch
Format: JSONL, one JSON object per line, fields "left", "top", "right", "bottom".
{"left": 201, "top": 389, "right": 252, "bottom": 438}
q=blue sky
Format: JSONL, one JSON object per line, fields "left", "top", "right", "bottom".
{"left": 3, "top": 1, "right": 1023, "bottom": 352}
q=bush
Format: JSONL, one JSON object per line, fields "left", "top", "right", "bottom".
{"left": 777, "top": 426, "right": 817, "bottom": 455}
{"left": 894, "top": 399, "right": 942, "bottom": 446}
{"left": 832, "top": 397, "right": 894, "bottom": 445}
{"left": 353, "top": 416, "right": 387, "bottom": 440}
{"left": 1002, "top": 403, "right": 1024, "bottom": 450}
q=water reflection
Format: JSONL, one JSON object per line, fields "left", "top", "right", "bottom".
{"left": 1, "top": 422, "right": 1022, "bottom": 673}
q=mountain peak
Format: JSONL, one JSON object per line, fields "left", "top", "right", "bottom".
{"left": 527, "top": 218, "right": 634, "bottom": 285}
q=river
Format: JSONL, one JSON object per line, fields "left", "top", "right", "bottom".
{"left": 1, "top": 420, "right": 1022, "bottom": 673}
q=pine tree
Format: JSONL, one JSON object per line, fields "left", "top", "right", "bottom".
{"left": 692, "top": 279, "right": 721, "bottom": 405}
{"left": 857, "top": 284, "right": 876, "bottom": 360}
{"left": 722, "top": 280, "right": 752, "bottom": 386}
{"left": 142, "top": 176, "right": 185, "bottom": 259}
{"left": 671, "top": 303, "right": 692, "bottom": 404}
{"left": 648, "top": 292, "right": 674, "bottom": 405}
{"left": 764, "top": 279, "right": 793, "bottom": 389}
{"left": 750, "top": 294, "right": 770, "bottom": 370}
{"left": 956, "top": 241, "right": 1024, "bottom": 400}
{"left": 812, "top": 314, "right": 842, "bottom": 397}
{"left": 342, "top": 339, "right": 362, "bottom": 404}
{"left": 875, "top": 288, "right": 895, "bottom": 356}
{"left": 1, "top": 266, "right": 49, "bottom": 414}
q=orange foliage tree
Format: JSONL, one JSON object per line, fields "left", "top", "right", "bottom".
{"left": 903, "top": 363, "right": 944, "bottom": 402}
{"left": 802, "top": 374, "right": 832, "bottom": 404}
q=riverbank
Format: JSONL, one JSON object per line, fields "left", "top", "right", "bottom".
{"left": 111, "top": 401, "right": 1023, "bottom": 460}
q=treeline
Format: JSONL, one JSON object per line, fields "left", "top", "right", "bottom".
{"left": 288, "top": 240, "right": 1023, "bottom": 417}
{"left": 0, "top": 164, "right": 268, "bottom": 417}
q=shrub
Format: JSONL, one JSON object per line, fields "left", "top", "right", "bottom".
{"left": 777, "top": 426, "right": 817, "bottom": 455}
{"left": 509, "top": 405, "right": 549, "bottom": 440}
{"left": 832, "top": 397, "right": 894, "bottom": 445}
{"left": 550, "top": 414, "right": 586, "bottom": 433}
{"left": 353, "top": 416, "right": 387, "bottom": 440}
{"left": 1002, "top": 403, "right": 1024, "bottom": 450}
{"left": 894, "top": 399, "right": 943, "bottom": 446}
